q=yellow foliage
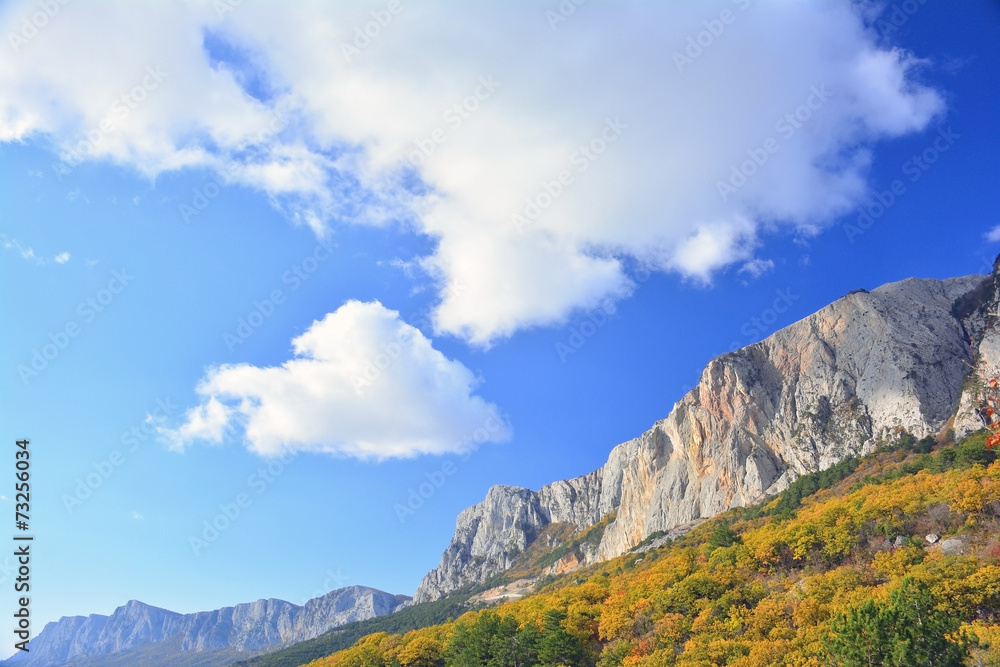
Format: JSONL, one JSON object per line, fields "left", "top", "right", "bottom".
{"left": 950, "top": 467, "right": 1000, "bottom": 519}
{"left": 745, "top": 598, "right": 793, "bottom": 642}
{"left": 598, "top": 588, "right": 635, "bottom": 642}
{"left": 791, "top": 597, "right": 826, "bottom": 629}
{"left": 305, "top": 453, "right": 1000, "bottom": 667}
{"left": 968, "top": 621, "right": 1000, "bottom": 666}
{"left": 396, "top": 636, "right": 443, "bottom": 667}
{"left": 652, "top": 612, "right": 686, "bottom": 647}
{"left": 871, "top": 545, "right": 924, "bottom": 578}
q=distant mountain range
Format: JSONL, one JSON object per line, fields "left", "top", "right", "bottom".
{"left": 1, "top": 586, "right": 409, "bottom": 667}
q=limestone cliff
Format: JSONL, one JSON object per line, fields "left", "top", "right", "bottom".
{"left": 415, "top": 271, "right": 991, "bottom": 602}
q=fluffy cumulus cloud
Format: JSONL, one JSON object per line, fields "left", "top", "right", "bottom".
{"left": 0, "top": 0, "right": 944, "bottom": 344}
{"left": 162, "top": 301, "right": 510, "bottom": 459}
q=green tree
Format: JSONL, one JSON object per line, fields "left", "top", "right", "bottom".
{"left": 538, "top": 610, "right": 586, "bottom": 667}
{"left": 445, "top": 621, "right": 480, "bottom": 667}
{"left": 488, "top": 615, "right": 538, "bottom": 667}
{"left": 706, "top": 523, "right": 740, "bottom": 551}
{"left": 446, "top": 613, "right": 543, "bottom": 667}
{"left": 824, "top": 578, "right": 974, "bottom": 666}
{"left": 825, "top": 598, "right": 892, "bottom": 665}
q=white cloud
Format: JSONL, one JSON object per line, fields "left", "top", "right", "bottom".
{"left": 0, "top": 1, "right": 945, "bottom": 344}
{"left": 163, "top": 301, "right": 510, "bottom": 459}
{"left": 131, "top": 511, "right": 144, "bottom": 520}
{"left": 1, "top": 235, "right": 39, "bottom": 263}
{"left": 164, "top": 396, "right": 232, "bottom": 448}
{"left": 986, "top": 226, "right": 1000, "bottom": 243}
{"left": 54, "top": 251, "right": 70, "bottom": 264}
{"left": 739, "top": 258, "right": 775, "bottom": 279}
{"left": 669, "top": 218, "right": 758, "bottom": 284}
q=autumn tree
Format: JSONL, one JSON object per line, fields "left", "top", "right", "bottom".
{"left": 398, "top": 636, "right": 444, "bottom": 667}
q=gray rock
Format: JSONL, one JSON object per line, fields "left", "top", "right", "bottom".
{"left": 416, "top": 272, "right": 990, "bottom": 602}
{"left": 926, "top": 534, "right": 941, "bottom": 544}
{"left": 940, "top": 538, "right": 965, "bottom": 556}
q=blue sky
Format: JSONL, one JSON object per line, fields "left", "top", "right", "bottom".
{"left": 1, "top": 0, "right": 999, "bottom": 655}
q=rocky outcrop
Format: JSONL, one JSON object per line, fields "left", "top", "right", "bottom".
{"left": 416, "top": 271, "right": 991, "bottom": 602}
{"left": 2, "top": 586, "right": 409, "bottom": 666}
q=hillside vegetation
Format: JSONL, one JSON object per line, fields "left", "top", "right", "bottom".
{"left": 298, "top": 431, "right": 1000, "bottom": 667}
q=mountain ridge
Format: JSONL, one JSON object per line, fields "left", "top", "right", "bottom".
{"left": 1, "top": 586, "right": 410, "bottom": 667}
{"left": 415, "top": 269, "right": 996, "bottom": 602}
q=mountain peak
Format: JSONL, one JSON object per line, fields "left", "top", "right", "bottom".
{"left": 416, "top": 270, "right": 993, "bottom": 602}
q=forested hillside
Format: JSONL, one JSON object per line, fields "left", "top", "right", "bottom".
{"left": 303, "top": 431, "right": 1000, "bottom": 667}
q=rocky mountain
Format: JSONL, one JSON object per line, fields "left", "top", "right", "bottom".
{"left": 415, "top": 266, "right": 1000, "bottom": 602}
{"left": 2, "top": 586, "right": 410, "bottom": 667}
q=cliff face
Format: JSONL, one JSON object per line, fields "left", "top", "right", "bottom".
{"left": 3, "top": 586, "right": 410, "bottom": 666}
{"left": 415, "top": 272, "right": 991, "bottom": 602}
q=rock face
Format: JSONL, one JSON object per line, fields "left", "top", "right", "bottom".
{"left": 416, "top": 271, "right": 994, "bottom": 602}
{"left": 2, "top": 586, "right": 409, "bottom": 666}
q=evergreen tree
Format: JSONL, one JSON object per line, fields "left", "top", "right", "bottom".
{"left": 706, "top": 523, "right": 739, "bottom": 551}
{"left": 445, "top": 621, "right": 478, "bottom": 667}
{"left": 824, "top": 578, "right": 974, "bottom": 666}
{"left": 488, "top": 615, "right": 538, "bottom": 667}
{"left": 825, "top": 598, "right": 893, "bottom": 665}
{"left": 537, "top": 610, "right": 586, "bottom": 667}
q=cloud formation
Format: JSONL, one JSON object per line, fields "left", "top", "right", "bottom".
{"left": 163, "top": 301, "right": 510, "bottom": 459}
{"left": 0, "top": 0, "right": 944, "bottom": 344}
